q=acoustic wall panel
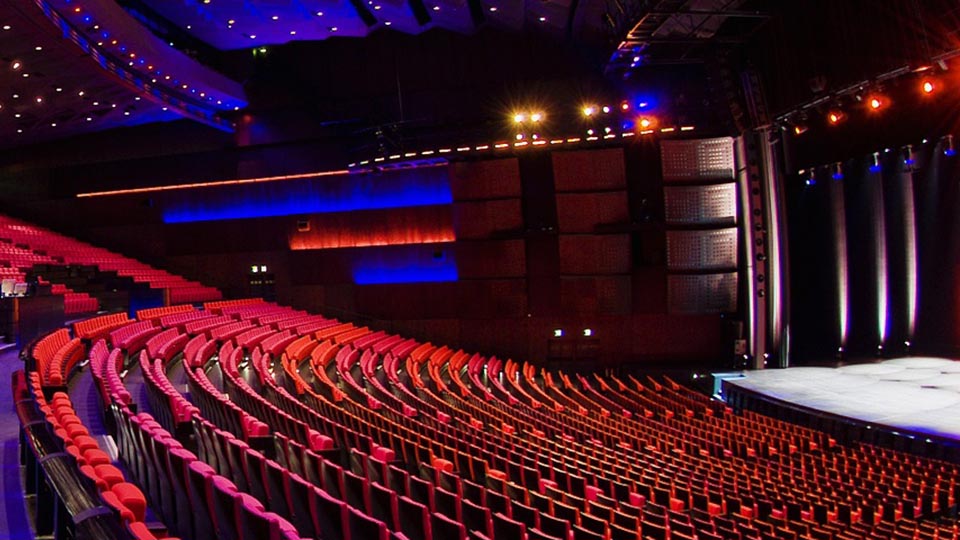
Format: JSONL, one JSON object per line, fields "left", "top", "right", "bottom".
{"left": 556, "top": 192, "right": 629, "bottom": 233}
{"left": 558, "top": 235, "right": 631, "bottom": 275}
{"left": 552, "top": 148, "right": 626, "bottom": 192}
{"left": 453, "top": 199, "right": 522, "bottom": 239}
{"left": 561, "top": 277, "right": 632, "bottom": 315}
{"left": 661, "top": 137, "right": 735, "bottom": 181}
{"left": 666, "top": 228, "right": 738, "bottom": 270}
{"left": 664, "top": 183, "right": 737, "bottom": 225}
{"left": 667, "top": 273, "right": 738, "bottom": 314}
{"left": 449, "top": 158, "right": 522, "bottom": 200}
{"left": 456, "top": 240, "right": 526, "bottom": 279}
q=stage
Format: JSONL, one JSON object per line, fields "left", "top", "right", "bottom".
{"left": 721, "top": 357, "right": 960, "bottom": 445}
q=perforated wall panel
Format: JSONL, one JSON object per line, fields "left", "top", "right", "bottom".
{"left": 666, "top": 228, "right": 738, "bottom": 270}
{"left": 661, "top": 137, "right": 735, "bottom": 181}
{"left": 664, "top": 183, "right": 738, "bottom": 224}
{"left": 668, "top": 273, "right": 738, "bottom": 313}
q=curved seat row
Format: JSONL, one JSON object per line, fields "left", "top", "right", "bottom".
{"left": 19, "top": 300, "right": 960, "bottom": 540}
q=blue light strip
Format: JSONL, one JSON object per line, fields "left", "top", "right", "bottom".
{"left": 353, "top": 263, "right": 459, "bottom": 285}
{"left": 162, "top": 167, "right": 452, "bottom": 223}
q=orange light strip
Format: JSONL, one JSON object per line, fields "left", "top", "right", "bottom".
{"left": 76, "top": 169, "right": 352, "bottom": 198}
{"left": 289, "top": 234, "right": 457, "bottom": 251}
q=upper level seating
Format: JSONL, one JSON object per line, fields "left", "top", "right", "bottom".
{"left": 17, "top": 300, "right": 960, "bottom": 540}
{"left": 0, "top": 213, "right": 221, "bottom": 303}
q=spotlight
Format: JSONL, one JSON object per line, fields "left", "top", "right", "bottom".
{"left": 921, "top": 79, "right": 937, "bottom": 95}
{"left": 11, "top": 60, "right": 22, "bottom": 71}
{"left": 943, "top": 134, "right": 955, "bottom": 156}
{"left": 827, "top": 110, "right": 845, "bottom": 125}
{"left": 553, "top": 329, "right": 563, "bottom": 338}
{"left": 637, "top": 116, "right": 657, "bottom": 130}
{"left": 583, "top": 328, "right": 593, "bottom": 337}
{"left": 793, "top": 124, "right": 808, "bottom": 136}
{"left": 601, "top": 106, "right": 610, "bottom": 114}
{"left": 515, "top": 133, "right": 524, "bottom": 140}
{"left": 513, "top": 113, "right": 525, "bottom": 123}
{"left": 831, "top": 162, "right": 843, "bottom": 180}
{"left": 530, "top": 112, "right": 543, "bottom": 123}
{"left": 868, "top": 96, "right": 884, "bottom": 111}
{"left": 582, "top": 106, "right": 595, "bottom": 117}
{"left": 869, "top": 152, "right": 881, "bottom": 173}
{"left": 902, "top": 144, "right": 915, "bottom": 166}
{"left": 805, "top": 170, "right": 816, "bottom": 186}
{"left": 619, "top": 101, "right": 630, "bottom": 111}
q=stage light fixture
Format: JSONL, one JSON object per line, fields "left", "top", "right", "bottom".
{"left": 582, "top": 106, "right": 596, "bottom": 117}
{"left": 553, "top": 329, "right": 563, "bottom": 338}
{"left": 583, "top": 328, "right": 593, "bottom": 337}
{"left": 620, "top": 101, "right": 630, "bottom": 111}
{"left": 793, "top": 122, "right": 808, "bottom": 136}
{"left": 902, "top": 144, "right": 915, "bottom": 166}
{"left": 601, "top": 106, "right": 611, "bottom": 114}
{"left": 11, "top": 60, "right": 21, "bottom": 71}
{"left": 530, "top": 112, "right": 543, "bottom": 122}
{"left": 943, "top": 134, "right": 955, "bottom": 156}
{"left": 831, "top": 162, "right": 843, "bottom": 180}
{"left": 868, "top": 96, "right": 884, "bottom": 111}
{"left": 827, "top": 110, "right": 845, "bottom": 125}
{"left": 922, "top": 80, "right": 935, "bottom": 94}
{"left": 513, "top": 113, "right": 525, "bottom": 123}
{"left": 869, "top": 152, "right": 881, "bottom": 172}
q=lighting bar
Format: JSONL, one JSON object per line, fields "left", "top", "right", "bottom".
{"left": 346, "top": 125, "right": 696, "bottom": 168}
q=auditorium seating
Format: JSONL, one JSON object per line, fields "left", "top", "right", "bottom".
{"left": 16, "top": 301, "right": 960, "bottom": 540}
{"left": 0, "top": 213, "right": 221, "bottom": 304}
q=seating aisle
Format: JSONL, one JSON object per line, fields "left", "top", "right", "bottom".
{"left": 0, "top": 347, "right": 41, "bottom": 540}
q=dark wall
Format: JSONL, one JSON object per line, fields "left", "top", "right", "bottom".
{"left": 1, "top": 145, "right": 726, "bottom": 368}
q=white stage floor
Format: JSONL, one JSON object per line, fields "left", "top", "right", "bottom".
{"left": 723, "top": 357, "right": 960, "bottom": 442}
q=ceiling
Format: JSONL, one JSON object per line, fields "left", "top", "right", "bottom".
{"left": 0, "top": 1, "right": 177, "bottom": 147}
{"left": 122, "top": 0, "right": 614, "bottom": 51}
